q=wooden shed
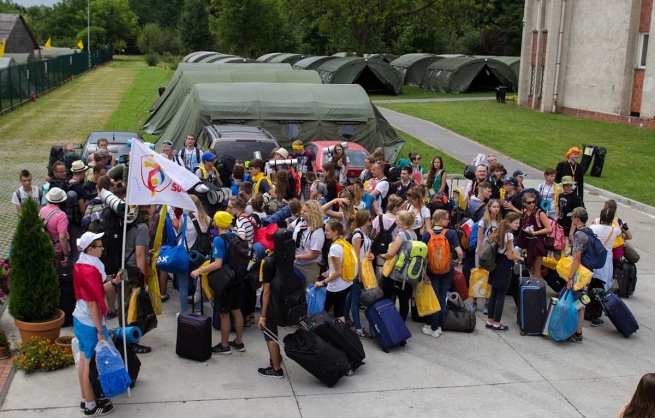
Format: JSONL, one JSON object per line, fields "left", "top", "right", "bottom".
{"left": 0, "top": 14, "right": 40, "bottom": 58}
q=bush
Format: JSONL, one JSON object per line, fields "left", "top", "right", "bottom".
{"left": 8, "top": 199, "right": 59, "bottom": 322}
{"left": 144, "top": 53, "right": 160, "bottom": 67}
{"left": 161, "top": 53, "right": 180, "bottom": 70}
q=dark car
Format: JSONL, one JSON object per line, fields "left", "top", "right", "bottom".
{"left": 80, "top": 131, "right": 144, "bottom": 162}
{"left": 197, "top": 125, "right": 280, "bottom": 162}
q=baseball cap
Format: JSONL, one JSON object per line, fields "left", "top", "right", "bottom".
{"left": 504, "top": 178, "right": 519, "bottom": 188}
{"left": 77, "top": 232, "right": 104, "bottom": 252}
{"left": 513, "top": 169, "right": 527, "bottom": 177}
{"left": 567, "top": 207, "right": 588, "bottom": 218}
{"left": 201, "top": 152, "right": 217, "bottom": 162}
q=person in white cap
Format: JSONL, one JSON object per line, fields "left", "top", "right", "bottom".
{"left": 40, "top": 187, "right": 70, "bottom": 268}
{"left": 73, "top": 231, "right": 123, "bottom": 416}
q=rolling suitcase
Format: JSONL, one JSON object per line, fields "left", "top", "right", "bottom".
{"left": 598, "top": 292, "right": 639, "bottom": 338}
{"left": 613, "top": 260, "right": 637, "bottom": 298}
{"left": 176, "top": 297, "right": 212, "bottom": 362}
{"left": 57, "top": 264, "right": 75, "bottom": 326}
{"left": 518, "top": 270, "right": 547, "bottom": 336}
{"left": 305, "top": 310, "right": 365, "bottom": 372}
{"left": 365, "top": 299, "right": 412, "bottom": 352}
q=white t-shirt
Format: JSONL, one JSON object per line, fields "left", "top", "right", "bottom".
{"left": 351, "top": 228, "right": 371, "bottom": 261}
{"left": 12, "top": 186, "right": 44, "bottom": 207}
{"left": 372, "top": 214, "right": 399, "bottom": 241}
{"left": 338, "top": 156, "right": 350, "bottom": 184}
{"left": 327, "top": 243, "right": 354, "bottom": 292}
{"left": 497, "top": 232, "right": 515, "bottom": 254}
{"left": 185, "top": 213, "right": 211, "bottom": 249}
{"left": 590, "top": 224, "right": 622, "bottom": 285}
{"left": 293, "top": 220, "right": 325, "bottom": 265}
{"left": 538, "top": 182, "right": 558, "bottom": 218}
{"left": 408, "top": 204, "right": 430, "bottom": 230}
{"left": 374, "top": 177, "right": 389, "bottom": 199}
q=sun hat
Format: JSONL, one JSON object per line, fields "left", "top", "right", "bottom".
{"left": 257, "top": 224, "right": 279, "bottom": 250}
{"left": 77, "top": 232, "right": 104, "bottom": 252}
{"left": 567, "top": 207, "right": 588, "bottom": 218}
{"left": 275, "top": 148, "right": 289, "bottom": 159}
{"left": 512, "top": 169, "right": 527, "bottom": 177}
{"left": 70, "top": 160, "right": 88, "bottom": 173}
{"left": 45, "top": 187, "right": 67, "bottom": 204}
{"left": 202, "top": 152, "right": 217, "bottom": 162}
{"left": 560, "top": 175, "right": 576, "bottom": 186}
{"left": 566, "top": 147, "right": 582, "bottom": 159}
{"left": 213, "top": 211, "right": 233, "bottom": 229}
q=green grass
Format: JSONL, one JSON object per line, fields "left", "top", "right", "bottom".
{"left": 104, "top": 56, "right": 175, "bottom": 143}
{"left": 380, "top": 101, "right": 655, "bottom": 206}
{"left": 396, "top": 130, "right": 464, "bottom": 173}
{"left": 370, "top": 86, "right": 495, "bottom": 101}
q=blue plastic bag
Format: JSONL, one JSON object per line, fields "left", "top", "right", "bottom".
{"left": 95, "top": 340, "right": 132, "bottom": 398}
{"left": 549, "top": 290, "right": 579, "bottom": 341}
{"left": 306, "top": 284, "right": 327, "bottom": 317}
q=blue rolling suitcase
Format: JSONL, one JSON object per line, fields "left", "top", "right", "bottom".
{"left": 365, "top": 299, "right": 411, "bottom": 352}
{"left": 600, "top": 292, "right": 639, "bottom": 338}
{"left": 518, "top": 276, "right": 547, "bottom": 336}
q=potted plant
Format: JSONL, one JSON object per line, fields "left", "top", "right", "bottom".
{"left": 8, "top": 198, "right": 63, "bottom": 343}
{"left": 55, "top": 335, "right": 74, "bottom": 354}
{"left": 0, "top": 330, "right": 10, "bottom": 359}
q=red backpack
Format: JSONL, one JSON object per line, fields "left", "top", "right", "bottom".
{"left": 536, "top": 211, "right": 566, "bottom": 251}
{"left": 427, "top": 229, "right": 451, "bottom": 274}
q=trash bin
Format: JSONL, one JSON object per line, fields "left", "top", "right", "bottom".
{"left": 158, "top": 86, "right": 166, "bottom": 96}
{"left": 590, "top": 146, "right": 607, "bottom": 177}
{"left": 581, "top": 144, "right": 595, "bottom": 174}
{"left": 495, "top": 86, "right": 507, "bottom": 104}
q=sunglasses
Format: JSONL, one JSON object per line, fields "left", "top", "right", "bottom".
{"left": 525, "top": 201, "right": 535, "bottom": 204}
{"left": 162, "top": 141, "right": 173, "bottom": 147}
{"left": 414, "top": 157, "right": 421, "bottom": 161}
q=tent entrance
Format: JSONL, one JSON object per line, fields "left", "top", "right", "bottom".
{"left": 467, "top": 65, "right": 504, "bottom": 92}
{"left": 353, "top": 66, "right": 393, "bottom": 94}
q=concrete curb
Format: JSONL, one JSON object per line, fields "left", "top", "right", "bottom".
{"left": 584, "top": 184, "right": 655, "bottom": 217}
{"left": 372, "top": 96, "right": 495, "bottom": 104}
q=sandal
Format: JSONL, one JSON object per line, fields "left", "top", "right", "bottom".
{"left": 106, "top": 309, "right": 118, "bottom": 320}
{"left": 161, "top": 293, "right": 170, "bottom": 303}
{"left": 492, "top": 324, "right": 509, "bottom": 331}
{"left": 485, "top": 322, "right": 494, "bottom": 329}
{"left": 131, "top": 344, "right": 152, "bottom": 354}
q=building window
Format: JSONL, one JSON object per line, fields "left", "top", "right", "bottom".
{"left": 533, "top": 0, "right": 541, "bottom": 31}
{"left": 638, "top": 33, "right": 649, "bottom": 69}
{"left": 539, "top": 66, "right": 545, "bottom": 98}
{"left": 529, "top": 65, "right": 536, "bottom": 97}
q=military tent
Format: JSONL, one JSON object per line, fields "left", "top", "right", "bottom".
{"left": 41, "top": 47, "right": 78, "bottom": 59}
{"left": 316, "top": 57, "right": 403, "bottom": 95}
{"left": 211, "top": 57, "right": 257, "bottom": 63}
{"left": 492, "top": 56, "right": 520, "bottom": 90}
{"left": 390, "top": 53, "right": 441, "bottom": 86}
{"left": 156, "top": 83, "right": 404, "bottom": 162}
{"left": 0, "top": 57, "right": 30, "bottom": 101}
{"left": 257, "top": 52, "right": 284, "bottom": 62}
{"left": 197, "top": 54, "right": 235, "bottom": 63}
{"left": 143, "top": 70, "right": 323, "bottom": 135}
{"left": 4, "top": 53, "right": 36, "bottom": 64}
{"left": 148, "top": 62, "right": 293, "bottom": 112}
{"left": 268, "top": 53, "right": 310, "bottom": 65}
{"left": 364, "top": 53, "right": 398, "bottom": 63}
{"left": 332, "top": 52, "right": 352, "bottom": 57}
{"left": 420, "top": 56, "right": 516, "bottom": 93}
{"left": 292, "top": 56, "right": 337, "bottom": 70}
{"left": 183, "top": 51, "right": 219, "bottom": 62}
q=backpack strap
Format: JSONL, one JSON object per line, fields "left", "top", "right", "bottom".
{"left": 43, "top": 209, "right": 63, "bottom": 244}
{"left": 15, "top": 190, "right": 21, "bottom": 204}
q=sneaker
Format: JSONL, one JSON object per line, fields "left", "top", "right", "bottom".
{"left": 566, "top": 333, "right": 583, "bottom": 343}
{"left": 84, "top": 402, "right": 114, "bottom": 416}
{"left": 421, "top": 324, "right": 432, "bottom": 335}
{"left": 355, "top": 329, "right": 372, "bottom": 340}
{"left": 106, "top": 309, "right": 118, "bottom": 320}
{"left": 483, "top": 304, "right": 488, "bottom": 315}
{"left": 429, "top": 328, "right": 440, "bottom": 338}
{"left": 470, "top": 302, "right": 478, "bottom": 312}
{"left": 228, "top": 340, "right": 246, "bottom": 352}
{"left": 257, "top": 366, "right": 284, "bottom": 379}
{"left": 590, "top": 319, "right": 604, "bottom": 327}
{"left": 437, "top": 327, "right": 443, "bottom": 336}
{"left": 80, "top": 399, "right": 111, "bottom": 412}
{"left": 212, "top": 344, "right": 232, "bottom": 355}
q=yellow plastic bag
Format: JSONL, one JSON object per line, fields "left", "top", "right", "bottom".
{"left": 542, "top": 256, "right": 558, "bottom": 271}
{"left": 200, "top": 260, "right": 214, "bottom": 300}
{"left": 556, "top": 257, "right": 592, "bottom": 290}
{"left": 360, "top": 257, "right": 378, "bottom": 290}
{"left": 382, "top": 255, "right": 397, "bottom": 277}
{"left": 469, "top": 268, "right": 491, "bottom": 299}
{"left": 127, "top": 287, "right": 140, "bottom": 324}
{"left": 416, "top": 282, "right": 441, "bottom": 317}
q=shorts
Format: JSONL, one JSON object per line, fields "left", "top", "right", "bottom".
{"left": 73, "top": 317, "right": 108, "bottom": 360}
{"left": 214, "top": 282, "right": 239, "bottom": 313}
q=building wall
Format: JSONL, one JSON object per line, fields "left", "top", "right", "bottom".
{"left": 640, "top": 2, "right": 655, "bottom": 118}
{"left": 5, "top": 17, "right": 39, "bottom": 55}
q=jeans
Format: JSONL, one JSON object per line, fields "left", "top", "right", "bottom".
{"left": 344, "top": 278, "right": 362, "bottom": 329}
{"left": 487, "top": 287, "right": 506, "bottom": 323}
{"left": 430, "top": 278, "right": 452, "bottom": 331}
{"left": 177, "top": 270, "right": 190, "bottom": 312}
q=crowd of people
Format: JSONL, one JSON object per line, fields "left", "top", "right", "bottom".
{"left": 13, "top": 140, "right": 637, "bottom": 416}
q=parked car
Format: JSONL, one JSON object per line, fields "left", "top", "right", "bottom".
{"left": 197, "top": 125, "right": 280, "bottom": 162}
{"left": 305, "top": 141, "right": 371, "bottom": 183}
{"left": 79, "top": 131, "right": 144, "bottom": 162}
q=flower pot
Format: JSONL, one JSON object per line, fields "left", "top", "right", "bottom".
{"left": 14, "top": 309, "right": 65, "bottom": 344}
{"left": 55, "top": 335, "right": 74, "bottom": 354}
{"left": 0, "top": 346, "right": 10, "bottom": 360}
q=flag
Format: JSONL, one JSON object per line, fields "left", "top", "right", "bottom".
{"left": 0, "top": 39, "right": 5, "bottom": 58}
{"left": 77, "top": 40, "right": 84, "bottom": 50}
{"left": 45, "top": 37, "right": 51, "bottom": 50}
{"left": 126, "top": 139, "right": 200, "bottom": 212}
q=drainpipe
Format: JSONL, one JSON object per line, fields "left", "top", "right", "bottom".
{"left": 552, "top": 0, "right": 567, "bottom": 113}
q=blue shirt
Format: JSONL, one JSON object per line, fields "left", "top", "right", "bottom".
{"left": 211, "top": 231, "right": 234, "bottom": 262}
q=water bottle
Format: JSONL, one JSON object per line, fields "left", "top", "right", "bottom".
{"left": 574, "top": 294, "right": 590, "bottom": 311}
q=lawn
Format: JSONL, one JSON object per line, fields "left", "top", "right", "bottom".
{"left": 370, "top": 86, "right": 495, "bottom": 101}
{"left": 379, "top": 101, "right": 655, "bottom": 206}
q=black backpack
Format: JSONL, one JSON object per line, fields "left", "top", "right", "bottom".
{"left": 377, "top": 178, "right": 391, "bottom": 212}
{"left": 99, "top": 210, "right": 143, "bottom": 276}
{"left": 189, "top": 214, "right": 212, "bottom": 257}
{"left": 48, "top": 178, "right": 69, "bottom": 193}
{"left": 216, "top": 155, "right": 236, "bottom": 188}
{"left": 371, "top": 214, "right": 396, "bottom": 256}
{"left": 220, "top": 233, "right": 251, "bottom": 280}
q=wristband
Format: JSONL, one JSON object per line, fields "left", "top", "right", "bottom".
{"left": 260, "top": 317, "right": 266, "bottom": 321}
{"left": 97, "top": 331, "right": 104, "bottom": 335}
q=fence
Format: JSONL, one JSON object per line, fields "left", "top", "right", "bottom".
{"left": 0, "top": 48, "right": 113, "bottom": 114}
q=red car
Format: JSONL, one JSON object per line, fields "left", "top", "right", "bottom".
{"left": 305, "top": 141, "right": 371, "bottom": 184}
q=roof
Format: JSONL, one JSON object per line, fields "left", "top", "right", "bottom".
{"left": 4, "top": 53, "right": 36, "bottom": 64}
{"left": 0, "top": 57, "right": 17, "bottom": 68}
{"left": 390, "top": 53, "right": 438, "bottom": 67}
{"left": 257, "top": 52, "right": 284, "bottom": 62}
{"left": 212, "top": 57, "right": 256, "bottom": 63}
{"left": 197, "top": 54, "right": 234, "bottom": 63}
{"left": 292, "top": 56, "right": 337, "bottom": 70}
{"left": 182, "top": 51, "right": 219, "bottom": 62}
{"left": 427, "top": 56, "right": 486, "bottom": 71}
{"left": 0, "top": 14, "right": 40, "bottom": 51}
{"left": 268, "top": 53, "right": 309, "bottom": 64}
{"left": 364, "top": 53, "right": 398, "bottom": 63}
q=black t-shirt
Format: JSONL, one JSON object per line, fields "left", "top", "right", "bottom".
{"left": 392, "top": 180, "right": 415, "bottom": 201}
{"left": 502, "top": 191, "right": 523, "bottom": 218}
{"left": 557, "top": 192, "right": 583, "bottom": 236}
{"left": 68, "top": 180, "right": 88, "bottom": 202}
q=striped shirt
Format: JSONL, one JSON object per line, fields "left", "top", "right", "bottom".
{"left": 235, "top": 215, "right": 256, "bottom": 245}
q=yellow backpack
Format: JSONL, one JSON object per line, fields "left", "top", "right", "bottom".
{"left": 334, "top": 238, "right": 357, "bottom": 281}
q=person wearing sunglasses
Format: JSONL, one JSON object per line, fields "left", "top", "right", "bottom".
{"left": 409, "top": 153, "right": 424, "bottom": 184}
{"left": 517, "top": 192, "right": 551, "bottom": 278}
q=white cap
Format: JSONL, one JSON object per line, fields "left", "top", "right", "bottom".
{"left": 77, "top": 232, "right": 104, "bottom": 252}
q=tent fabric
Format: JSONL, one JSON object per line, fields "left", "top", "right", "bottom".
{"left": 420, "top": 56, "right": 515, "bottom": 94}
{"left": 292, "top": 56, "right": 337, "bottom": 70}
{"left": 197, "top": 54, "right": 234, "bottom": 63}
{"left": 390, "top": 53, "right": 441, "bottom": 86}
{"left": 0, "top": 57, "right": 30, "bottom": 98}
{"left": 156, "top": 82, "right": 404, "bottom": 162}
{"left": 182, "top": 51, "right": 218, "bottom": 62}
{"left": 149, "top": 62, "right": 293, "bottom": 112}
{"left": 41, "top": 47, "right": 78, "bottom": 58}
{"left": 257, "top": 53, "right": 284, "bottom": 62}
{"left": 4, "top": 53, "right": 36, "bottom": 64}
{"left": 332, "top": 52, "right": 352, "bottom": 57}
{"left": 210, "top": 57, "right": 257, "bottom": 63}
{"left": 316, "top": 57, "right": 403, "bottom": 95}
{"left": 364, "top": 53, "right": 398, "bottom": 64}
{"left": 268, "top": 53, "right": 310, "bottom": 65}
{"left": 492, "top": 56, "right": 520, "bottom": 90}
{"left": 143, "top": 70, "right": 323, "bottom": 135}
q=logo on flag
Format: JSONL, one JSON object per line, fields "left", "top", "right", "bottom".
{"left": 141, "top": 158, "right": 172, "bottom": 196}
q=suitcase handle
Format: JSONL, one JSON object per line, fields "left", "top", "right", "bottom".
{"left": 262, "top": 327, "right": 285, "bottom": 348}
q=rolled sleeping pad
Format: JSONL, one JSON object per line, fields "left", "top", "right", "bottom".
{"left": 188, "top": 250, "right": 208, "bottom": 266}
{"left": 448, "top": 292, "right": 466, "bottom": 310}
{"left": 262, "top": 205, "right": 292, "bottom": 227}
{"left": 111, "top": 326, "right": 142, "bottom": 344}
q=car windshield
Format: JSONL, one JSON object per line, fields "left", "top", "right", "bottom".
{"left": 212, "top": 140, "right": 279, "bottom": 162}
{"left": 323, "top": 149, "right": 368, "bottom": 167}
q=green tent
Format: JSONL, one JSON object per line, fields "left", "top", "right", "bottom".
{"left": 149, "top": 62, "right": 293, "bottom": 112}
{"left": 197, "top": 54, "right": 235, "bottom": 63}
{"left": 268, "top": 53, "right": 310, "bottom": 65}
{"left": 211, "top": 57, "right": 257, "bottom": 63}
{"left": 316, "top": 57, "right": 403, "bottom": 95}
{"left": 420, "top": 56, "right": 516, "bottom": 93}
{"left": 156, "top": 82, "right": 404, "bottom": 162}
{"left": 0, "top": 57, "right": 30, "bottom": 100}
{"left": 257, "top": 52, "right": 284, "bottom": 62}
{"left": 144, "top": 70, "right": 323, "bottom": 135}
{"left": 364, "top": 53, "right": 398, "bottom": 64}
{"left": 292, "top": 56, "right": 337, "bottom": 70}
{"left": 182, "top": 51, "right": 220, "bottom": 62}
{"left": 332, "top": 52, "right": 353, "bottom": 57}
{"left": 492, "top": 56, "right": 520, "bottom": 90}
{"left": 390, "top": 53, "right": 442, "bottom": 86}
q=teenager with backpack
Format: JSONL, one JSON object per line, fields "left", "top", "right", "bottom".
{"left": 13, "top": 169, "right": 44, "bottom": 215}
{"left": 473, "top": 199, "right": 503, "bottom": 314}
{"left": 344, "top": 210, "right": 373, "bottom": 339}
{"left": 517, "top": 192, "right": 552, "bottom": 278}
{"left": 180, "top": 195, "right": 212, "bottom": 313}
{"left": 291, "top": 200, "right": 325, "bottom": 287}
{"left": 421, "top": 209, "right": 464, "bottom": 338}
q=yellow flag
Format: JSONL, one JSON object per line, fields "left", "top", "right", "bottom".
{"left": 0, "top": 39, "right": 5, "bottom": 58}
{"left": 45, "top": 37, "right": 51, "bottom": 50}
{"left": 77, "top": 40, "right": 84, "bottom": 50}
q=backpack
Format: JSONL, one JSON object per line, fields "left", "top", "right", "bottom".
{"left": 377, "top": 178, "right": 391, "bottom": 212}
{"left": 288, "top": 168, "right": 300, "bottom": 199}
{"left": 333, "top": 237, "right": 357, "bottom": 282}
{"left": 536, "top": 213, "right": 566, "bottom": 252}
{"left": 47, "top": 178, "right": 69, "bottom": 193}
{"left": 82, "top": 198, "right": 105, "bottom": 232}
{"left": 469, "top": 221, "right": 480, "bottom": 249}
{"left": 479, "top": 240, "right": 498, "bottom": 272}
{"left": 15, "top": 188, "right": 42, "bottom": 206}
{"left": 48, "top": 145, "right": 65, "bottom": 172}
{"left": 63, "top": 152, "right": 86, "bottom": 174}
{"left": 215, "top": 155, "right": 236, "bottom": 188}
{"left": 220, "top": 233, "right": 252, "bottom": 280}
{"left": 391, "top": 231, "right": 428, "bottom": 289}
{"left": 99, "top": 212, "right": 144, "bottom": 276}
{"left": 579, "top": 227, "right": 608, "bottom": 270}
{"left": 43, "top": 209, "right": 63, "bottom": 243}
{"left": 455, "top": 217, "right": 472, "bottom": 251}
{"left": 427, "top": 229, "right": 452, "bottom": 274}
{"left": 189, "top": 214, "right": 212, "bottom": 256}
{"left": 371, "top": 215, "right": 396, "bottom": 255}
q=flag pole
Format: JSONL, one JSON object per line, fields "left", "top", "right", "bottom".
{"left": 120, "top": 146, "right": 132, "bottom": 398}
{"left": 87, "top": 0, "right": 90, "bottom": 70}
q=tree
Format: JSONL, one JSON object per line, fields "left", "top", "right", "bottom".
{"left": 129, "top": 0, "right": 184, "bottom": 28}
{"left": 137, "top": 22, "right": 182, "bottom": 55}
{"left": 179, "top": 0, "right": 213, "bottom": 52}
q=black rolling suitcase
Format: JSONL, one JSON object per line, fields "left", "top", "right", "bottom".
{"left": 613, "top": 260, "right": 637, "bottom": 298}
{"left": 176, "top": 297, "right": 212, "bottom": 362}
{"left": 57, "top": 264, "right": 75, "bottom": 326}
{"left": 305, "top": 310, "right": 365, "bottom": 372}
{"left": 518, "top": 265, "right": 547, "bottom": 336}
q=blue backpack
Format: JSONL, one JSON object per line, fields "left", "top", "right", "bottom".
{"left": 469, "top": 221, "right": 480, "bottom": 249}
{"left": 579, "top": 227, "right": 608, "bottom": 270}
